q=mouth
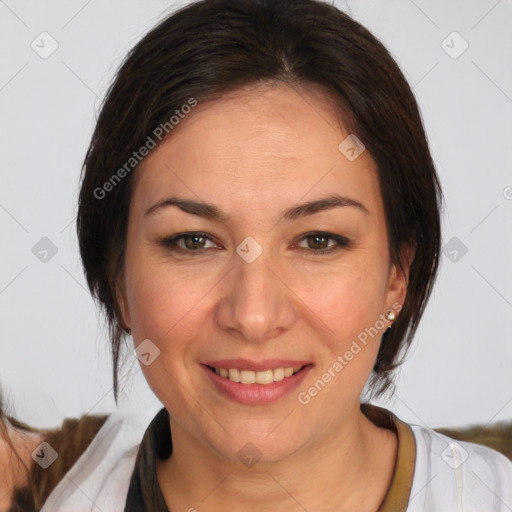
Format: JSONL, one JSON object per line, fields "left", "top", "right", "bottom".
{"left": 200, "top": 361, "right": 313, "bottom": 405}
{"left": 204, "top": 364, "right": 308, "bottom": 385}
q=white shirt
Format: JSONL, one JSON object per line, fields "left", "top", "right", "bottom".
{"left": 40, "top": 404, "right": 512, "bottom": 512}
{"left": 407, "top": 424, "right": 512, "bottom": 511}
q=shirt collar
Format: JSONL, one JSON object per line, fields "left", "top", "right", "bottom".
{"left": 125, "top": 403, "right": 416, "bottom": 511}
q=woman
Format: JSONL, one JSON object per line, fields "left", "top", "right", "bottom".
{"left": 2, "top": 0, "right": 511, "bottom": 510}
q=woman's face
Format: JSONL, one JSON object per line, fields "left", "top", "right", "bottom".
{"left": 117, "top": 83, "right": 409, "bottom": 463}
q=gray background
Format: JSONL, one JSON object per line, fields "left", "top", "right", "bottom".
{"left": 0, "top": 0, "right": 511, "bottom": 430}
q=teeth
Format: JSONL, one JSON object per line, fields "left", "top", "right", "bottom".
{"left": 273, "top": 368, "right": 285, "bottom": 381}
{"left": 212, "top": 365, "right": 304, "bottom": 385}
{"left": 228, "top": 368, "right": 240, "bottom": 382}
{"left": 240, "top": 370, "right": 256, "bottom": 384}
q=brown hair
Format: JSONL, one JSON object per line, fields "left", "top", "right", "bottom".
{"left": 77, "top": 0, "right": 442, "bottom": 403}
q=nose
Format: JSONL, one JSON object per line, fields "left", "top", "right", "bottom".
{"left": 215, "top": 240, "right": 297, "bottom": 344}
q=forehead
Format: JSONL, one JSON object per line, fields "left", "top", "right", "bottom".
{"left": 131, "top": 83, "right": 382, "bottom": 221}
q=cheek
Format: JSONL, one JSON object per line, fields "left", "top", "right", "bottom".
{"left": 295, "top": 259, "right": 388, "bottom": 342}
{"left": 301, "top": 268, "right": 388, "bottom": 391}
{"left": 128, "top": 257, "right": 220, "bottom": 345}
{"left": 127, "top": 261, "right": 210, "bottom": 398}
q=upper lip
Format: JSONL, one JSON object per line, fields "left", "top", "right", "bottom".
{"left": 202, "top": 359, "right": 312, "bottom": 371}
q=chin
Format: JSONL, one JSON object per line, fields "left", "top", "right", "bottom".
{"left": 224, "top": 437, "right": 302, "bottom": 467}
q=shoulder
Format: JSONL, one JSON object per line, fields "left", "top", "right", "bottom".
{"left": 39, "top": 403, "right": 163, "bottom": 512}
{"left": 408, "top": 423, "right": 512, "bottom": 510}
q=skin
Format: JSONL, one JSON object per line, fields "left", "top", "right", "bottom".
{"left": 117, "top": 82, "right": 413, "bottom": 512}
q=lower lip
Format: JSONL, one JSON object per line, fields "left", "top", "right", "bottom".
{"left": 201, "top": 364, "right": 313, "bottom": 405}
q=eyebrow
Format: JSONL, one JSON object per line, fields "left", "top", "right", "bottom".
{"left": 144, "top": 193, "right": 369, "bottom": 222}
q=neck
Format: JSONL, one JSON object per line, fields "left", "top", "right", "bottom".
{"left": 156, "top": 406, "right": 398, "bottom": 512}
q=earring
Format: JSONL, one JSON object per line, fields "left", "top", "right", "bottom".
{"left": 125, "top": 327, "right": 132, "bottom": 336}
{"left": 385, "top": 310, "right": 396, "bottom": 322}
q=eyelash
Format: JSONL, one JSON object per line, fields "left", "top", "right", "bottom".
{"left": 158, "top": 231, "right": 350, "bottom": 256}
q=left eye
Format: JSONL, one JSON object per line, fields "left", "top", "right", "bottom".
{"left": 295, "top": 232, "right": 350, "bottom": 254}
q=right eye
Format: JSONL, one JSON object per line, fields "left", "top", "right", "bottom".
{"left": 158, "top": 232, "right": 220, "bottom": 255}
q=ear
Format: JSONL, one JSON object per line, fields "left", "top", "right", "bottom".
{"left": 385, "top": 242, "right": 415, "bottom": 312}
{"left": 115, "top": 272, "right": 132, "bottom": 330}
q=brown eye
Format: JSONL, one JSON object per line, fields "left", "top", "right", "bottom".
{"left": 306, "top": 234, "right": 330, "bottom": 250}
{"left": 158, "top": 232, "right": 218, "bottom": 254}
{"left": 181, "top": 234, "right": 208, "bottom": 250}
{"left": 296, "top": 231, "right": 350, "bottom": 255}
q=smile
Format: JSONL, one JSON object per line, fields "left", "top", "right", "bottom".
{"left": 201, "top": 362, "right": 314, "bottom": 405}
{"left": 207, "top": 365, "right": 304, "bottom": 385}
